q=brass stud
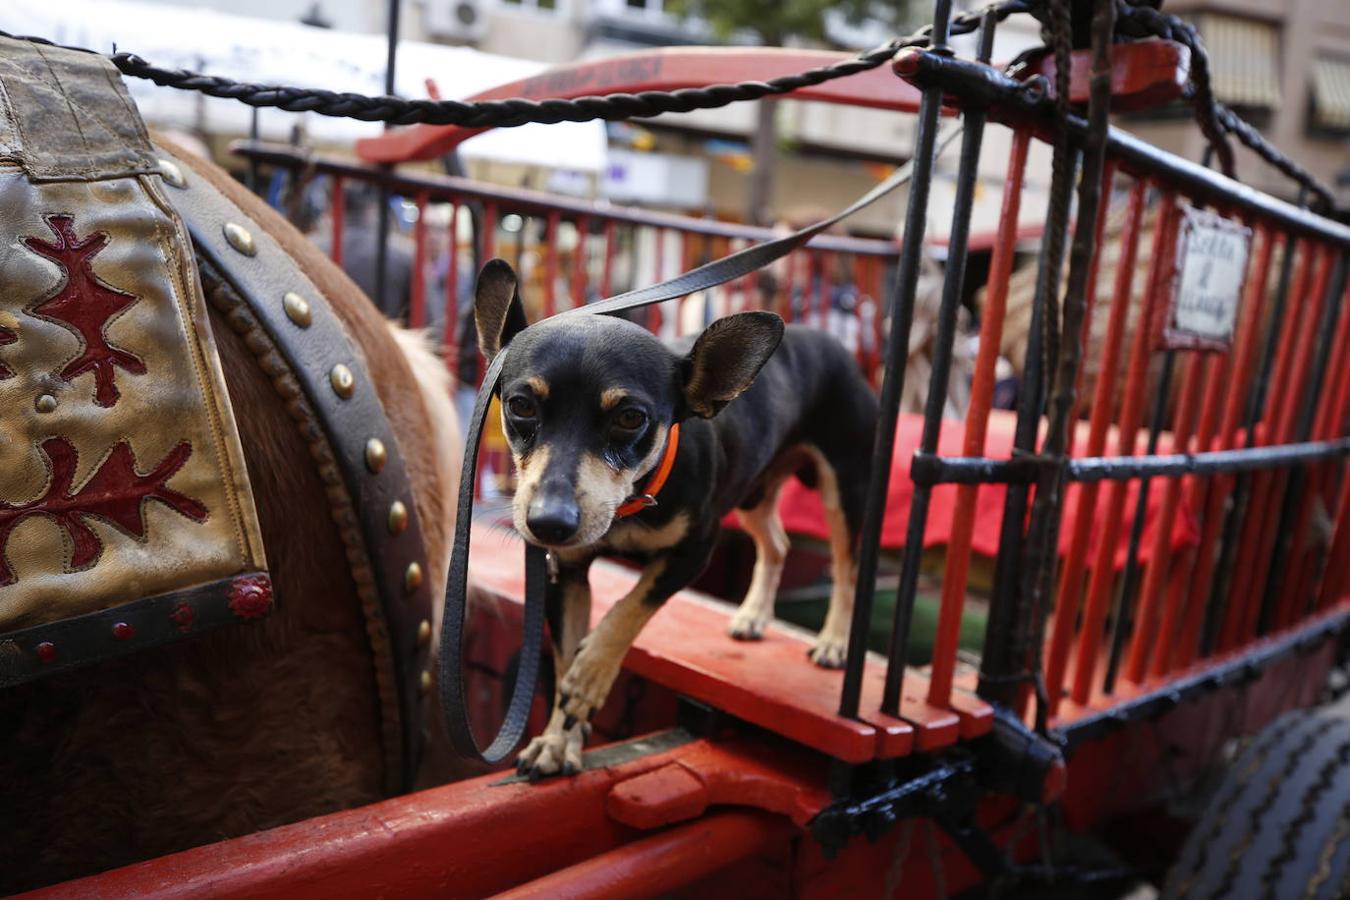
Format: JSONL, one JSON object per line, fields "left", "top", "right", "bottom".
{"left": 329, "top": 364, "right": 355, "bottom": 399}
{"left": 34, "top": 394, "right": 57, "bottom": 414}
{"left": 417, "top": 619, "right": 432, "bottom": 647}
{"left": 365, "top": 438, "right": 387, "bottom": 474}
{"left": 223, "top": 222, "right": 257, "bottom": 256}
{"left": 419, "top": 670, "right": 432, "bottom": 696}
{"left": 282, "top": 291, "right": 312, "bottom": 328}
{"left": 404, "top": 561, "right": 424, "bottom": 593}
{"left": 157, "top": 158, "right": 187, "bottom": 188}
{"left": 388, "top": 500, "right": 409, "bottom": 535}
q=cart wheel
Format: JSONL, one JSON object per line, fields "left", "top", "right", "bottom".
{"left": 1163, "top": 706, "right": 1350, "bottom": 900}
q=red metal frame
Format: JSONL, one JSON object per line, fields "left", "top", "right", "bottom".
{"left": 1222, "top": 241, "right": 1321, "bottom": 649}
{"left": 1124, "top": 349, "right": 1207, "bottom": 683}
{"left": 1070, "top": 195, "right": 1179, "bottom": 707}
{"left": 1170, "top": 225, "right": 1277, "bottom": 669}
{"left": 1044, "top": 178, "right": 1150, "bottom": 713}
{"left": 928, "top": 128, "right": 1031, "bottom": 708}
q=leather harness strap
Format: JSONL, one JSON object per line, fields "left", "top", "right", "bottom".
{"left": 439, "top": 128, "right": 959, "bottom": 764}
{"left": 166, "top": 155, "right": 436, "bottom": 793}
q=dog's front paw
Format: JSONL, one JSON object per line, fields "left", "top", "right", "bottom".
{"left": 727, "top": 606, "right": 770, "bottom": 641}
{"left": 516, "top": 722, "right": 588, "bottom": 780}
{"left": 808, "top": 635, "right": 848, "bottom": 669}
{"left": 558, "top": 649, "right": 622, "bottom": 726}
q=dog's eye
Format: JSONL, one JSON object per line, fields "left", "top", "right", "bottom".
{"left": 614, "top": 409, "right": 646, "bottom": 432}
{"left": 507, "top": 396, "right": 537, "bottom": 419}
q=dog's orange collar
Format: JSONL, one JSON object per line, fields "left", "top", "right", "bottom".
{"left": 615, "top": 423, "right": 681, "bottom": 518}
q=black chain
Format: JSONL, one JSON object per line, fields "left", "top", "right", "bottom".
{"left": 1, "top": 2, "right": 1029, "bottom": 129}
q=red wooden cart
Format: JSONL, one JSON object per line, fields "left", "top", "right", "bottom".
{"left": 29, "top": 2, "right": 1350, "bottom": 896}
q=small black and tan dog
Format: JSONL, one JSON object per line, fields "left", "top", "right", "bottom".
{"left": 474, "top": 259, "right": 878, "bottom": 777}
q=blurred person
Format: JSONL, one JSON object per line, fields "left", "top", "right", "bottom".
{"left": 316, "top": 183, "right": 416, "bottom": 321}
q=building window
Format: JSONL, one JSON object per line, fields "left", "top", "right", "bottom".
{"left": 1192, "top": 13, "right": 1281, "bottom": 112}
{"left": 1310, "top": 57, "right": 1350, "bottom": 135}
{"left": 617, "top": 0, "right": 671, "bottom": 16}
{"left": 499, "top": 0, "right": 560, "bottom": 13}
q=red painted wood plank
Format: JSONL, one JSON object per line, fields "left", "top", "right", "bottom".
{"left": 467, "top": 524, "right": 881, "bottom": 762}
{"left": 33, "top": 734, "right": 830, "bottom": 900}
{"left": 948, "top": 684, "right": 996, "bottom": 739}
{"left": 860, "top": 665, "right": 960, "bottom": 753}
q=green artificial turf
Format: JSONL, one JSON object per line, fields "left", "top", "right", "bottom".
{"left": 775, "top": 583, "right": 988, "bottom": 666}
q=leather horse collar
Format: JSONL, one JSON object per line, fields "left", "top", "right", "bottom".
{"left": 164, "top": 157, "right": 436, "bottom": 794}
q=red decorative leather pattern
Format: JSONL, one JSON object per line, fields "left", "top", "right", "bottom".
{"left": 0, "top": 437, "right": 207, "bottom": 586}
{"left": 0, "top": 325, "right": 14, "bottom": 380}
{"left": 23, "top": 214, "right": 146, "bottom": 407}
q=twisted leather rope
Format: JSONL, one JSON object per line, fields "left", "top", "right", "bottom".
{"left": 438, "top": 127, "right": 960, "bottom": 763}
{"left": 2, "top": 5, "right": 1023, "bottom": 128}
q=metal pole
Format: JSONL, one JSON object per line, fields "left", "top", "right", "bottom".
{"left": 837, "top": 0, "right": 953, "bottom": 720}
{"left": 247, "top": 107, "right": 260, "bottom": 193}
{"left": 889, "top": 10, "right": 997, "bottom": 713}
{"left": 373, "top": 0, "right": 401, "bottom": 316}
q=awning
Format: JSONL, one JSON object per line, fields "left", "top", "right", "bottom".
{"left": 1194, "top": 13, "right": 1281, "bottom": 109}
{"left": 1312, "top": 56, "right": 1350, "bottom": 130}
{"left": 2, "top": 0, "right": 608, "bottom": 172}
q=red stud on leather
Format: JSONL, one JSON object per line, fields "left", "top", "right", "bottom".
{"left": 36, "top": 642, "right": 56, "bottom": 663}
{"left": 170, "top": 602, "right": 195, "bottom": 632}
{"left": 228, "top": 574, "right": 273, "bottom": 620}
{"left": 112, "top": 622, "right": 135, "bottom": 641}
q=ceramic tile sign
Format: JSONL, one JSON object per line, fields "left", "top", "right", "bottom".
{"left": 1159, "top": 207, "right": 1252, "bottom": 352}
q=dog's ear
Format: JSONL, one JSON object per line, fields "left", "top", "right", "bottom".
{"left": 475, "top": 258, "right": 529, "bottom": 360}
{"left": 681, "top": 311, "right": 785, "bottom": 418}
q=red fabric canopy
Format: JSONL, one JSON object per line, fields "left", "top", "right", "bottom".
{"left": 736, "top": 411, "right": 1200, "bottom": 568}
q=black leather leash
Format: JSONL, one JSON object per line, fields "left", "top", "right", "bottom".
{"left": 438, "top": 126, "right": 961, "bottom": 764}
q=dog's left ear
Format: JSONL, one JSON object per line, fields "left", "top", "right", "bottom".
{"left": 475, "top": 258, "right": 529, "bottom": 360}
{"left": 682, "top": 311, "right": 785, "bottom": 418}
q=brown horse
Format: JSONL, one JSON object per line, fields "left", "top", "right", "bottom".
{"left": 0, "top": 140, "right": 465, "bottom": 892}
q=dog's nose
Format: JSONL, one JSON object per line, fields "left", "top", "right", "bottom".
{"left": 526, "top": 489, "right": 580, "bottom": 545}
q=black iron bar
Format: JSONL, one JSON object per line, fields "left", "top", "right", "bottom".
{"left": 909, "top": 437, "right": 1350, "bottom": 485}
{"left": 372, "top": 0, "right": 401, "bottom": 316}
{"left": 1071, "top": 439, "right": 1350, "bottom": 479}
{"left": 247, "top": 108, "right": 260, "bottom": 193}
{"left": 1199, "top": 200, "right": 1306, "bottom": 655}
{"left": 880, "top": 10, "right": 996, "bottom": 715}
{"left": 908, "top": 452, "right": 1046, "bottom": 485}
{"left": 976, "top": 152, "right": 1067, "bottom": 707}
{"left": 1103, "top": 350, "right": 1175, "bottom": 693}
{"left": 1014, "top": 0, "right": 1116, "bottom": 724}
{"left": 837, "top": 0, "right": 954, "bottom": 720}
{"left": 1255, "top": 253, "right": 1348, "bottom": 633}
